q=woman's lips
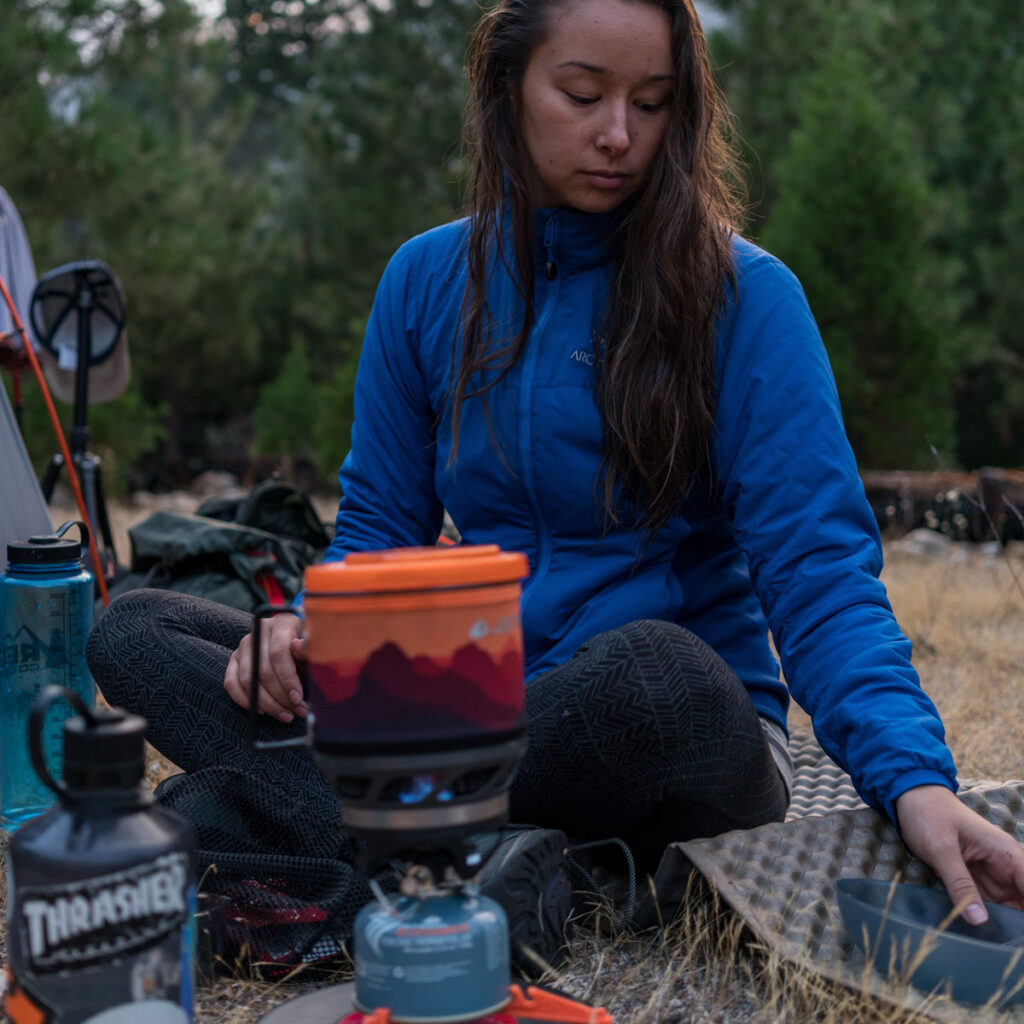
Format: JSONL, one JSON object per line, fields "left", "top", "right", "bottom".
{"left": 583, "top": 171, "right": 627, "bottom": 188}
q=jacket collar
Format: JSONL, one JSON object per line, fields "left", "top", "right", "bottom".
{"left": 527, "top": 203, "right": 627, "bottom": 275}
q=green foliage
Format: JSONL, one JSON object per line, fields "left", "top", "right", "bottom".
{"left": 242, "top": 0, "right": 475, "bottom": 481}
{"left": 2, "top": 0, "right": 280, "bottom": 482}
{"left": 253, "top": 336, "right": 317, "bottom": 463}
{"left": 251, "top": 313, "right": 365, "bottom": 486}
{"left": 0, "top": 1, "right": 101, "bottom": 259}
{"left": 3, "top": 0, "right": 1022, "bottom": 489}
{"left": 311, "top": 345, "right": 361, "bottom": 489}
{"left": 283, "top": 0, "right": 474, "bottom": 364}
{"left": 714, "top": 0, "right": 1024, "bottom": 469}
{"left": 69, "top": 2, "right": 276, "bottom": 475}
{"left": 759, "top": 41, "right": 957, "bottom": 468}
{"left": 14, "top": 377, "right": 167, "bottom": 496}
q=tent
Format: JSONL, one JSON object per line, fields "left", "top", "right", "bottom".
{"left": 0, "top": 186, "right": 52, "bottom": 553}
{"left": 0, "top": 378, "right": 51, "bottom": 555}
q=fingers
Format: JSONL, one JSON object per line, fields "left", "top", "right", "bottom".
{"left": 958, "top": 817, "right": 1024, "bottom": 910}
{"left": 261, "top": 615, "right": 304, "bottom": 715}
{"left": 928, "top": 842, "right": 988, "bottom": 925}
{"left": 289, "top": 636, "right": 309, "bottom": 717}
{"left": 223, "top": 637, "right": 252, "bottom": 711}
{"left": 224, "top": 630, "right": 292, "bottom": 720}
{"left": 222, "top": 613, "right": 306, "bottom": 722}
{"left": 897, "top": 785, "right": 988, "bottom": 921}
{"left": 896, "top": 784, "right": 1024, "bottom": 925}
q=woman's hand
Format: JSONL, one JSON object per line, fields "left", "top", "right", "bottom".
{"left": 895, "top": 784, "right": 1024, "bottom": 924}
{"left": 224, "top": 612, "right": 308, "bottom": 723}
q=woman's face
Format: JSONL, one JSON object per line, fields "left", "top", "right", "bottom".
{"left": 517, "top": 0, "right": 674, "bottom": 212}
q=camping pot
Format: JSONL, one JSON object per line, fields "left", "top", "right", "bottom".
{"left": 248, "top": 544, "right": 529, "bottom": 872}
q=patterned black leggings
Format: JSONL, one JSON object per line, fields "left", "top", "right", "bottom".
{"left": 86, "top": 590, "right": 787, "bottom": 872}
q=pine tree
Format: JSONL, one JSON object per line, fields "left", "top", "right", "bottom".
{"left": 759, "top": 43, "right": 956, "bottom": 468}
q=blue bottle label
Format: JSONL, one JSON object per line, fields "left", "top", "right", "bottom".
{"left": 1, "top": 572, "right": 95, "bottom": 828}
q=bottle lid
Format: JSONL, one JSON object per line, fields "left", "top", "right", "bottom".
{"left": 304, "top": 544, "right": 528, "bottom": 595}
{"left": 63, "top": 706, "right": 147, "bottom": 791}
{"left": 7, "top": 520, "right": 88, "bottom": 567}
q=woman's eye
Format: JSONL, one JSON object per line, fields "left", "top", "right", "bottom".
{"left": 636, "top": 100, "right": 667, "bottom": 113}
{"left": 566, "top": 92, "right": 598, "bottom": 105}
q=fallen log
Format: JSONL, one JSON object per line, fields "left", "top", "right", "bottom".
{"left": 859, "top": 468, "right": 1023, "bottom": 543}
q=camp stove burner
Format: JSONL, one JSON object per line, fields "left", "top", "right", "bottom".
{"left": 320, "top": 740, "right": 522, "bottom": 875}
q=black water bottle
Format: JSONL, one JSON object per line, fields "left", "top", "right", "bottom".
{"left": 4, "top": 686, "right": 198, "bottom": 1024}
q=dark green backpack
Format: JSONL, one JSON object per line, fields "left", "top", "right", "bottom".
{"left": 108, "top": 480, "right": 332, "bottom": 611}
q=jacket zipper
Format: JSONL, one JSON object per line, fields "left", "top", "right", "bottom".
{"left": 519, "top": 213, "right": 559, "bottom": 621}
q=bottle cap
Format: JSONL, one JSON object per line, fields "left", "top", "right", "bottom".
{"left": 7, "top": 521, "right": 88, "bottom": 567}
{"left": 63, "top": 707, "right": 148, "bottom": 790}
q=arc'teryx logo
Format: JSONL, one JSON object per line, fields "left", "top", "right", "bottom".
{"left": 569, "top": 348, "right": 595, "bottom": 366}
{"left": 568, "top": 331, "right": 606, "bottom": 368}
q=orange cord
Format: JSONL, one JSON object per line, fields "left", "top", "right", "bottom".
{"left": 0, "top": 272, "right": 111, "bottom": 606}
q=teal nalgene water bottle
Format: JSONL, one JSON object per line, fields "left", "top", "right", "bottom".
{"left": 1, "top": 520, "right": 96, "bottom": 829}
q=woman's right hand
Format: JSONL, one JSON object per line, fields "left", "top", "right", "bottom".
{"left": 224, "top": 611, "right": 308, "bottom": 723}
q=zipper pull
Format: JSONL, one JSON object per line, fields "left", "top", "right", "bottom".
{"left": 543, "top": 215, "right": 558, "bottom": 281}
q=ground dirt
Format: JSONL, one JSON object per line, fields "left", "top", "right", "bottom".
{"left": 3, "top": 496, "right": 1023, "bottom": 1023}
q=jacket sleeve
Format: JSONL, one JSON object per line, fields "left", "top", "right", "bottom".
{"left": 322, "top": 245, "right": 445, "bottom": 565}
{"left": 713, "top": 248, "right": 957, "bottom": 826}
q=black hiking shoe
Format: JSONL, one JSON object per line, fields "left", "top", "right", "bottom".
{"left": 478, "top": 828, "right": 573, "bottom": 977}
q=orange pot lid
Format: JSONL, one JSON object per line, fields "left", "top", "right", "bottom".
{"left": 305, "top": 545, "right": 529, "bottom": 594}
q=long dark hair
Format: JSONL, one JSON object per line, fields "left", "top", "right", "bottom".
{"left": 456, "top": 0, "right": 743, "bottom": 536}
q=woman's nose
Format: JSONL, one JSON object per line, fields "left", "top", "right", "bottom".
{"left": 596, "top": 102, "right": 630, "bottom": 154}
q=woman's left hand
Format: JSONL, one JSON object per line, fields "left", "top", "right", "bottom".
{"left": 895, "top": 784, "right": 1024, "bottom": 924}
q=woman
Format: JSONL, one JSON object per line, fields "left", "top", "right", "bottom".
{"left": 89, "top": 0, "right": 1024, "bottom": 972}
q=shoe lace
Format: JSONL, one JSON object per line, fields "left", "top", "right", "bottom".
{"left": 564, "top": 837, "right": 637, "bottom": 934}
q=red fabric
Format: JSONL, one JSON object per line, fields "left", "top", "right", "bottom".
{"left": 246, "top": 549, "right": 286, "bottom": 604}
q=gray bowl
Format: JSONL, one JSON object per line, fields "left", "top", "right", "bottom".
{"left": 836, "top": 877, "right": 1024, "bottom": 1006}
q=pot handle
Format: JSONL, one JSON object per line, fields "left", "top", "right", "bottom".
{"left": 246, "top": 603, "right": 310, "bottom": 752}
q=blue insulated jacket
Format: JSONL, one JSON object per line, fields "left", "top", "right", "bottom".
{"left": 323, "top": 206, "right": 957, "bottom": 825}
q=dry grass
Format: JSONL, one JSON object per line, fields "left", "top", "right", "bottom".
{"left": 554, "top": 879, "right": 947, "bottom": 1024}
{"left": 5, "top": 500, "right": 1023, "bottom": 1022}
{"left": 879, "top": 546, "right": 1024, "bottom": 783}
